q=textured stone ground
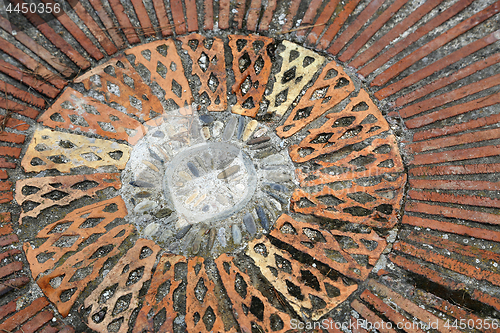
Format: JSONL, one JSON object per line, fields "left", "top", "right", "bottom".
{"left": 0, "top": 0, "right": 499, "bottom": 332}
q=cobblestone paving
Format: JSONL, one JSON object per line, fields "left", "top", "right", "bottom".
{"left": 0, "top": 0, "right": 499, "bottom": 332}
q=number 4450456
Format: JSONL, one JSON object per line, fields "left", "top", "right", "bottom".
{"left": 6, "top": 2, "right": 61, "bottom": 14}
{"left": 445, "top": 318, "right": 499, "bottom": 330}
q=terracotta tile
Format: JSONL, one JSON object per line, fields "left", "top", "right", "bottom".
{"left": 23, "top": 196, "right": 128, "bottom": 279}
{"left": 216, "top": 254, "right": 293, "bottom": 333}
{"left": 248, "top": 237, "right": 358, "bottom": 320}
{"left": 410, "top": 144, "right": 500, "bottom": 166}
{"left": 351, "top": 299, "right": 398, "bottom": 333}
{"left": 372, "top": 2, "right": 500, "bottom": 87}
{"left": 229, "top": 35, "right": 273, "bottom": 117}
{"left": 0, "top": 96, "right": 40, "bottom": 119}
{"left": 179, "top": 34, "right": 227, "bottom": 111}
{"left": 349, "top": 0, "right": 444, "bottom": 68}
{"left": 409, "top": 190, "right": 500, "bottom": 209}
{"left": 271, "top": 214, "right": 386, "bottom": 281}
{"left": 0, "top": 115, "right": 29, "bottom": 131}
{"left": 84, "top": 239, "right": 160, "bottom": 331}
{"left": 13, "top": 310, "right": 53, "bottom": 333}
{"left": 0, "top": 276, "right": 29, "bottom": 296}
{"left": 15, "top": 173, "right": 121, "bottom": 220}
{"left": 304, "top": 0, "right": 340, "bottom": 44}
{"left": 317, "top": 0, "right": 361, "bottom": 50}
{"left": 0, "top": 301, "right": 16, "bottom": 321}
{"left": 0, "top": 158, "right": 16, "bottom": 169}
{"left": 185, "top": 0, "right": 199, "bottom": 32}
{"left": 204, "top": 0, "right": 214, "bottom": 30}
{"left": 282, "top": 0, "right": 302, "bottom": 32}
{"left": 87, "top": 0, "right": 125, "bottom": 49}
{"left": 409, "top": 163, "right": 500, "bottom": 177}
{"left": 0, "top": 181, "right": 11, "bottom": 191}
{"left": 39, "top": 88, "right": 146, "bottom": 145}
{"left": 152, "top": 0, "right": 173, "bottom": 36}
{"left": 265, "top": 40, "right": 325, "bottom": 117}
{"left": 289, "top": 89, "right": 389, "bottom": 163}
{"left": 0, "top": 132, "right": 25, "bottom": 144}
{"left": 0, "top": 297, "right": 49, "bottom": 332}
{"left": 258, "top": 0, "right": 277, "bottom": 31}
{"left": 471, "top": 290, "right": 500, "bottom": 312}
{"left": 0, "top": 80, "right": 45, "bottom": 108}
{"left": 10, "top": 0, "right": 90, "bottom": 69}
{"left": 0, "top": 147, "right": 21, "bottom": 159}
{"left": 409, "top": 179, "right": 500, "bottom": 191}
{"left": 133, "top": 254, "right": 186, "bottom": 333}
{"left": 246, "top": 0, "right": 262, "bottom": 31}
{"left": 0, "top": 192, "right": 13, "bottom": 204}
{"left": 129, "top": 0, "right": 155, "bottom": 37}
{"left": 169, "top": 0, "right": 187, "bottom": 35}
{"left": 0, "top": 60, "right": 59, "bottom": 99}
{"left": 0, "top": 225, "right": 13, "bottom": 236}
{"left": 75, "top": 55, "right": 163, "bottom": 121}
{"left": 218, "top": 0, "right": 230, "bottom": 29}
{"left": 0, "top": 262, "right": 23, "bottom": 279}
{"left": 358, "top": 0, "right": 475, "bottom": 77}
{"left": 107, "top": 0, "right": 141, "bottom": 44}
{"left": 276, "top": 60, "right": 354, "bottom": 138}
{"left": 295, "top": 0, "right": 323, "bottom": 37}
{"left": 125, "top": 39, "right": 193, "bottom": 112}
{"left": 21, "top": 128, "right": 131, "bottom": 173}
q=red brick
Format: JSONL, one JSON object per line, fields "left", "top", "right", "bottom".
{"left": 407, "top": 201, "right": 500, "bottom": 226}
{"left": 185, "top": 0, "right": 199, "bottom": 32}
{"left": 218, "top": 0, "right": 230, "bottom": 29}
{"left": 0, "top": 16, "right": 75, "bottom": 76}
{"left": 246, "top": 0, "right": 262, "bottom": 31}
{"left": 398, "top": 51, "right": 500, "bottom": 106}
{"left": 282, "top": 0, "right": 302, "bottom": 32}
{"left": 152, "top": 0, "right": 173, "bottom": 36}
{"left": 0, "top": 277, "right": 29, "bottom": 296}
{"left": 204, "top": 0, "right": 214, "bottom": 30}
{"left": 0, "top": 192, "right": 13, "bottom": 204}
{"left": 85, "top": 0, "right": 125, "bottom": 49}
{"left": 0, "top": 36, "right": 66, "bottom": 89}
{"left": 399, "top": 73, "right": 500, "bottom": 119}
{"left": 409, "top": 179, "right": 500, "bottom": 191}
{"left": 0, "top": 301, "right": 16, "bottom": 321}
{"left": 358, "top": 0, "right": 474, "bottom": 77}
{"left": 0, "top": 181, "right": 11, "bottom": 191}
{"left": 10, "top": 0, "right": 90, "bottom": 69}
{"left": 410, "top": 163, "right": 500, "bottom": 176}
{"left": 0, "top": 147, "right": 21, "bottom": 159}
{"left": 360, "top": 289, "right": 425, "bottom": 333}
{"left": 304, "top": 0, "right": 339, "bottom": 43}
{"left": 0, "top": 212, "right": 10, "bottom": 223}
{"left": 378, "top": 29, "right": 500, "bottom": 99}
{"left": 0, "top": 170, "right": 6, "bottom": 180}
{"left": 0, "top": 97, "right": 39, "bottom": 119}
{"left": 328, "top": 0, "right": 385, "bottom": 55}
{"left": 389, "top": 253, "right": 466, "bottom": 290}
{"left": 0, "top": 249, "right": 19, "bottom": 261}
{"left": 394, "top": 241, "right": 500, "bottom": 288}
{"left": 13, "top": 311, "right": 53, "bottom": 333}
{"left": 350, "top": 316, "right": 369, "bottom": 333}
{"left": 0, "top": 297, "right": 49, "bottom": 332}
{"left": 339, "top": 0, "right": 407, "bottom": 62}
{"left": 372, "top": 2, "right": 500, "bottom": 87}
{"left": 472, "top": 290, "right": 500, "bottom": 312}
{"left": 403, "top": 215, "right": 500, "bottom": 243}
{"left": 0, "top": 132, "right": 25, "bottom": 144}
{"left": 0, "top": 81, "right": 45, "bottom": 108}
{"left": 234, "top": 0, "right": 246, "bottom": 29}
{"left": 409, "top": 190, "right": 500, "bottom": 209}
{"left": 0, "top": 262, "right": 23, "bottom": 279}
{"left": 130, "top": 0, "right": 155, "bottom": 37}
{"left": 351, "top": 299, "right": 397, "bottom": 333}
{"left": 259, "top": 0, "right": 277, "bottom": 31}
{"left": 410, "top": 144, "right": 500, "bottom": 165}
{"left": 58, "top": 325, "right": 75, "bottom": 333}
{"left": 0, "top": 158, "right": 16, "bottom": 169}
{"left": 0, "top": 226, "right": 13, "bottom": 236}
{"left": 349, "top": 0, "right": 444, "bottom": 68}
{"left": 0, "top": 61, "right": 59, "bottom": 99}
{"left": 37, "top": 325, "right": 59, "bottom": 333}
{"left": 0, "top": 234, "right": 18, "bottom": 247}
{"left": 295, "top": 0, "right": 323, "bottom": 37}
{"left": 317, "top": 0, "right": 361, "bottom": 49}
{"left": 107, "top": 0, "right": 140, "bottom": 44}
{"left": 0, "top": 116, "right": 29, "bottom": 132}
{"left": 170, "top": 0, "right": 187, "bottom": 34}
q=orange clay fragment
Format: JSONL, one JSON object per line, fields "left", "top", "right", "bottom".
{"left": 75, "top": 55, "right": 163, "bottom": 121}
{"left": 291, "top": 174, "right": 406, "bottom": 229}
{"left": 125, "top": 39, "right": 193, "bottom": 111}
{"left": 216, "top": 254, "right": 293, "bottom": 333}
{"left": 84, "top": 239, "right": 161, "bottom": 333}
{"left": 39, "top": 88, "right": 146, "bottom": 145}
{"left": 15, "top": 173, "right": 121, "bottom": 220}
{"left": 229, "top": 34, "right": 273, "bottom": 117}
{"left": 270, "top": 214, "right": 387, "bottom": 281}
{"left": 21, "top": 128, "right": 131, "bottom": 173}
{"left": 276, "top": 60, "right": 355, "bottom": 138}
{"left": 247, "top": 236, "right": 358, "bottom": 320}
{"left": 23, "top": 196, "right": 128, "bottom": 279}
{"left": 289, "top": 89, "right": 389, "bottom": 163}
{"left": 133, "top": 254, "right": 187, "bottom": 333}
{"left": 179, "top": 34, "right": 227, "bottom": 111}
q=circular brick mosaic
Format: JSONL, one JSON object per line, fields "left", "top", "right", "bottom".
{"left": 14, "top": 34, "right": 406, "bottom": 332}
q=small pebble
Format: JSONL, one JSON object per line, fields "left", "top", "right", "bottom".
{"left": 130, "top": 180, "right": 155, "bottom": 188}
{"left": 208, "top": 228, "right": 216, "bottom": 250}
{"left": 154, "top": 208, "right": 173, "bottom": 218}
{"left": 195, "top": 156, "right": 207, "bottom": 172}
{"left": 148, "top": 147, "right": 164, "bottom": 163}
{"left": 176, "top": 224, "right": 192, "bottom": 239}
{"left": 237, "top": 116, "right": 245, "bottom": 140}
{"left": 253, "top": 127, "right": 267, "bottom": 138}
{"left": 193, "top": 193, "right": 207, "bottom": 207}
{"left": 199, "top": 114, "right": 214, "bottom": 124}
{"left": 261, "top": 154, "right": 285, "bottom": 165}
{"left": 266, "top": 171, "right": 292, "bottom": 182}
{"left": 185, "top": 190, "right": 199, "bottom": 204}
{"left": 134, "top": 200, "right": 157, "bottom": 214}
{"left": 232, "top": 224, "right": 242, "bottom": 245}
{"left": 265, "top": 191, "right": 287, "bottom": 204}
{"left": 250, "top": 142, "right": 272, "bottom": 150}
{"left": 218, "top": 165, "right": 240, "bottom": 179}
{"left": 216, "top": 193, "right": 229, "bottom": 205}
{"left": 243, "top": 213, "right": 257, "bottom": 236}
{"left": 242, "top": 120, "right": 258, "bottom": 141}
{"left": 143, "top": 160, "right": 160, "bottom": 173}
{"left": 256, "top": 206, "right": 269, "bottom": 231}
{"left": 202, "top": 126, "right": 211, "bottom": 140}
{"left": 222, "top": 117, "right": 238, "bottom": 141}
{"left": 187, "top": 162, "right": 200, "bottom": 177}
{"left": 247, "top": 135, "right": 270, "bottom": 145}
{"left": 202, "top": 205, "right": 210, "bottom": 212}
{"left": 135, "top": 191, "right": 151, "bottom": 198}
{"left": 152, "top": 131, "right": 164, "bottom": 138}
{"left": 144, "top": 223, "right": 160, "bottom": 236}
{"left": 218, "top": 227, "right": 227, "bottom": 247}
{"left": 212, "top": 121, "right": 224, "bottom": 137}
{"left": 179, "top": 170, "right": 192, "bottom": 181}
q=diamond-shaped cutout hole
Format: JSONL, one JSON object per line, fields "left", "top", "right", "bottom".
{"left": 253, "top": 40, "right": 264, "bottom": 53}
{"left": 303, "top": 56, "right": 315, "bottom": 68}
{"left": 98, "top": 121, "right": 116, "bottom": 133}
{"left": 157, "top": 61, "right": 168, "bottom": 79}
{"left": 349, "top": 154, "right": 376, "bottom": 167}
{"left": 188, "top": 39, "right": 199, "bottom": 51}
{"left": 49, "top": 113, "right": 65, "bottom": 122}
{"left": 303, "top": 228, "right": 326, "bottom": 243}
{"left": 208, "top": 73, "right": 219, "bottom": 93}
{"left": 103, "top": 65, "right": 116, "bottom": 77}
{"left": 99, "top": 284, "right": 118, "bottom": 304}
{"left": 300, "top": 270, "right": 321, "bottom": 291}
{"left": 285, "top": 280, "right": 304, "bottom": 301}
{"left": 172, "top": 79, "right": 182, "bottom": 98}
{"left": 242, "top": 97, "right": 254, "bottom": 109}
{"left": 112, "top": 293, "right": 132, "bottom": 316}
{"left": 241, "top": 76, "right": 252, "bottom": 96}
{"left": 48, "top": 155, "right": 69, "bottom": 164}
{"left": 81, "top": 152, "right": 102, "bottom": 162}
{"left": 129, "top": 95, "right": 142, "bottom": 110}
{"left": 202, "top": 306, "right": 216, "bottom": 331}
{"left": 141, "top": 49, "right": 152, "bottom": 61}
{"left": 236, "top": 39, "right": 247, "bottom": 52}
{"left": 107, "top": 82, "right": 120, "bottom": 96}
{"left": 195, "top": 277, "right": 208, "bottom": 302}
{"left": 293, "top": 106, "right": 313, "bottom": 121}
{"left": 316, "top": 194, "right": 344, "bottom": 207}
{"left": 123, "top": 74, "right": 134, "bottom": 89}
{"left": 311, "top": 86, "right": 329, "bottom": 101}
{"left": 156, "top": 44, "right": 168, "bottom": 56}
{"left": 282, "top": 66, "right": 296, "bottom": 84}
{"left": 42, "top": 190, "right": 69, "bottom": 201}
{"left": 170, "top": 61, "right": 177, "bottom": 71}
{"left": 334, "top": 77, "right": 350, "bottom": 89}
{"left": 289, "top": 50, "right": 300, "bottom": 62}
{"left": 275, "top": 88, "right": 288, "bottom": 107}
{"left": 127, "top": 267, "right": 144, "bottom": 286}
{"left": 234, "top": 273, "right": 247, "bottom": 299}
{"left": 254, "top": 55, "right": 265, "bottom": 75}
{"left": 22, "top": 185, "right": 40, "bottom": 196}
{"left": 53, "top": 235, "right": 79, "bottom": 248}
{"left": 249, "top": 296, "right": 264, "bottom": 321}
{"left": 198, "top": 52, "right": 209, "bottom": 72}
{"left": 324, "top": 68, "right": 338, "bottom": 80}
{"left": 68, "top": 114, "right": 90, "bottom": 127}
{"left": 69, "top": 265, "right": 93, "bottom": 282}
{"left": 239, "top": 52, "right": 251, "bottom": 73}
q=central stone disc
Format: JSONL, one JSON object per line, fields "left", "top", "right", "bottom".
{"left": 164, "top": 142, "right": 257, "bottom": 225}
